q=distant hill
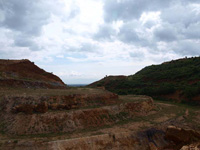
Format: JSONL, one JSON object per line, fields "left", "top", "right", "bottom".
{"left": 89, "top": 57, "right": 200, "bottom": 104}
{"left": 0, "top": 59, "right": 66, "bottom": 89}
{"left": 68, "top": 84, "right": 88, "bottom": 87}
{"left": 89, "top": 75, "right": 127, "bottom": 87}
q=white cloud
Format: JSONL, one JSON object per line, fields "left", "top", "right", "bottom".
{"left": 0, "top": 0, "right": 200, "bottom": 84}
{"left": 140, "top": 11, "right": 161, "bottom": 27}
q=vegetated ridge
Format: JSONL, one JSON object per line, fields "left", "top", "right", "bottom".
{"left": 0, "top": 59, "right": 66, "bottom": 89}
{"left": 89, "top": 56, "right": 200, "bottom": 104}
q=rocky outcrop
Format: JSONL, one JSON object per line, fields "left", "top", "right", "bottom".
{"left": 165, "top": 126, "right": 200, "bottom": 149}
{"left": 34, "top": 102, "right": 48, "bottom": 113}
{"left": 12, "top": 102, "right": 49, "bottom": 114}
{"left": 125, "top": 97, "right": 154, "bottom": 115}
{"left": 181, "top": 142, "right": 200, "bottom": 150}
{"left": 13, "top": 104, "right": 35, "bottom": 114}
{"left": 1, "top": 92, "right": 119, "bottom": 114}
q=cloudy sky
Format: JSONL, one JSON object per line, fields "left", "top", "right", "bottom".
{"left": 0, "top": 0, "right": 200, "bottom": 84}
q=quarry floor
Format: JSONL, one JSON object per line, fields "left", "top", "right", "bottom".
{"left": 0, "top": 90, "right": 200, "bottom": 142}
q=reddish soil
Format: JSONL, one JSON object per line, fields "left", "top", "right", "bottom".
{"left": 0, "top": 93, "right": 153, "bottom": 135}
{"left": 161, "top": 91, "right": 183, "bottom": 102}
{"left": 1, "top": 92, "right": 119, "bottom": 114}
{"left": 0, "top": 59, "right": 66, "bottom": 89}
{"left": 159, "top": 90, "right": 200, "bottom": 104}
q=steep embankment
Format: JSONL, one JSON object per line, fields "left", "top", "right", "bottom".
{"left": 89, "top": 56, "right": 200, "bottom": 104}
{"left": 0, "top": 59, "right": 66, "bottom": 89}
{"left": 0, "top": 89, "right": 153, "bottom": 135}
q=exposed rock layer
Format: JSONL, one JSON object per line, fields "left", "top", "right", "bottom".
{"left": 165, "top": 126, "right": 200, "bottom": 149}
{"left": 0, "top": 95, "right": 153, "bottom": 135}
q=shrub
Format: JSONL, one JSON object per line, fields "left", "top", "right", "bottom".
{"left": 183, "top": 86, "right": 199, "bottom": 98}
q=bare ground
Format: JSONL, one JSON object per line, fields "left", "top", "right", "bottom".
{"left": 0, "top": 89, "right": 200, "bottom": 149}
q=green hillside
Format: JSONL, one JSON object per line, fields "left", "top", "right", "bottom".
{"left": 89, "top": 57, "right": 200, "bottom": 104}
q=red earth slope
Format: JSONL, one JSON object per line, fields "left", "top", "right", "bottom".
{"left": 0, "top": 59, "right": 66, "bottom": 89}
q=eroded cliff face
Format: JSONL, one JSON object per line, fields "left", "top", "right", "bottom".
{"left": 0, "top": 93, "right": 153, "bottom": 135}
{"left": 2, "top": 92, "right": 118, "bottom": 114}
{"left": 165, "top": 126, "right": 200, "bottom": 149}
